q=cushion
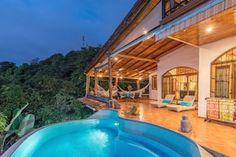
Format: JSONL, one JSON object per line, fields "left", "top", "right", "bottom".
{"left": 162, "top": 99, "right": 171, "bottom": 104}
{"left": 180, "top": 101, "right": 192, "bottom": 107}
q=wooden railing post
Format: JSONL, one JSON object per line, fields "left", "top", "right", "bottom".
{"left": 107, "top": 52, "right": 113, "bottom": 108}
{"left": 85, "top": 75, "right": 90, "bottom": 97}
{"left": 94, "top": 69, "right": 98, "bottom": 96}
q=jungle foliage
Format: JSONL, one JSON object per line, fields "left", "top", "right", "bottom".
{"left": 0, "top": 47, "right": 99, "bottom": 129}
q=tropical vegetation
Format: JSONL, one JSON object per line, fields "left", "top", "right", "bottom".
{"left": 0, "top": 47, "right": 100, "bottom": 133}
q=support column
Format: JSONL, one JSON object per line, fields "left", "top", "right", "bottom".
{"left": 85, "top": 75, "right": 90, "bottom": 97}
{"left": 94, "top": 70, "right": 98, "bottom": 96}
{"left": 136, "top": 79, "right": 140, "bottom": 90}
{"left": 115, "top": 77, "right": 119, "bottom": 86}
{"left": 107, "top": 52, "right": 112, "bottom": 101}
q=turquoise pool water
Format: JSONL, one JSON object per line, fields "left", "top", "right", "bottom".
{"left": 4, "top": 110, "right": 211, "bottom": 157}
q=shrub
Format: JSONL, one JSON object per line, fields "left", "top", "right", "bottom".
{"left": 0, "top": 113, "right": 7, "bottom": 134}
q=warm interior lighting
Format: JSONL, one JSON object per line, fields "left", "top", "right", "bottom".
{"left": 143, "top": 30, "right": 148, "bottom": 34}
{"left": 138, "top": 77, "right": 142, "bottom": 80}
{"left": 119, "top": 68, "right": 124, "bottom": 71}
{"left": 119, "top": 76, "right": 123, "bottom": 79}
{"left": 114, "top": 57, "right": 118, "bottom": 61}
{"left": 98, "top": 74, "right": 102, "bottom": 77}
{"left": 206, "top": 27, "right": 213, "bottom": 33}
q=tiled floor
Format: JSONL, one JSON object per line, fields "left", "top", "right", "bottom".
{"left": 118, "top": 99, "right": 236, "bottom": 157}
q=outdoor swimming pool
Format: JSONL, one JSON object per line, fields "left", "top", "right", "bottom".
{"left": 3, "top": 110, "right": 212, "bottom": 157}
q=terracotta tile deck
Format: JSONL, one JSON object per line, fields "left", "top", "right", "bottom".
{"left": 80, "top": 98, "right": 236, "bottom": 156}
{"left": 117, "top": 99, "right": 236, "bottom": 157}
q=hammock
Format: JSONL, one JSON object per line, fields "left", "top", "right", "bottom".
{"left": 118, "top": 84, "right": 149, "bottom": 99}
{"left": 97, "top": 85, "right": 118, "bottom": 98}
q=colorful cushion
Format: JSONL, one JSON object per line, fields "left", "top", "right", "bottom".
{"left": 162, "top": 99, "right": 171, "bottom": 104}
{"left": 180, "top": 101, "right": 192, "bottom": 107}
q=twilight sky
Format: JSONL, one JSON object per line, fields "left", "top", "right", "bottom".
{"left": 0, "top": 0, "right": 136, "bottom": 65}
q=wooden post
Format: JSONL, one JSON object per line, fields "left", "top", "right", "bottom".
{"left": 85, "top": 75, "right": 90, "bottom": 97}
{"left": 94, "top": 70, "right": 98, "bottom": 96}
{"left": 107, "top": 52, "right": 112, "bottom": 107}
{"left": 115, "top": 77, "right": 119, "bottom": 86}
{"left": 137, "top": 79, "right": 140, "bottom": 90}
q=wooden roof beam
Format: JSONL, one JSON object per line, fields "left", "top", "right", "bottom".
{"left": 167, "top": 36, "right": 199, "bottom": 48}
{"left": 117, "top": 54, "right": 158, "bottom": 63}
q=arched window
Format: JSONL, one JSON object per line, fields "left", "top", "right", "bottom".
{"left": 211, "top": 47, "right": 236, "bottom": 98}
{"left": 162, "top": 67, "right": 198, "bottom": 100}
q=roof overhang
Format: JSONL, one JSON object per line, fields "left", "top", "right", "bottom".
{"left": 85, "top": 0, "right": 161, "bottom": 74}
{"left": 87, "top": 0, "right": 236, "bottom": 80}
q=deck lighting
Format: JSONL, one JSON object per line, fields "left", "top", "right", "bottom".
{"left": 206, "top": 27, "right": 213, "bottom": 33}
{"left": 138, "top": 77, "right": 142, "bottom": 80}
{"left": 119, "top": 76, "right": 123, "bottom": 79}
{"left": 143, "top": 30, "right": 148, "bottom": 34}
{"left": 114, "top": 57, "right": 118, "bottom": 61}
{"left": 98, "top": 74, "right": 102, "bottom": 78}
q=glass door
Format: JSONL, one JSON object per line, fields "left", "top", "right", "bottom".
{"left": 233, "top": 64, "right": 236, "bottom": 98}
{"left": 215, "top": 66, "right": 230, "bottom": 98}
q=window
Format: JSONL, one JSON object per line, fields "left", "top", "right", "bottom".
{"left": 162, "top": 67, "right": 198, "bottom": 100}
{"left": 211, "top": 47, "right": 236, "bottom": 98}
{"left": 152, "top": 75, "right": 157, "bottom": 90}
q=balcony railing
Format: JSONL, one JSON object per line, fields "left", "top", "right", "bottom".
{"left": 161, "top": 0, "right": 208, "bottom": 25}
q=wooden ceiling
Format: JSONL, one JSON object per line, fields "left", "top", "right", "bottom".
{"left": 89, "top": 6, "right": 236, "bottom": 80}
{"left": 170, "top": 6, "right": 236, "bottom": 46}
{"left": 92, "top": 36, "right": 183, "bottom": 79}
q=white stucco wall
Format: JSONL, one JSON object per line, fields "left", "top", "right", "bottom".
{"left": 157, "top": 45, "right": 199, "bottom": 101}
{"left": 115, "top": 2, "right": 162, "bottom": 50}
{"left": 149, "top": 72, "right": 158, "bottom": 100}
{"left": 198, "top": 36, "right": 236, "bottom": 117}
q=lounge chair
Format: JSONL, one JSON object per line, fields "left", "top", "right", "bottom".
{"left": 167, "top": 95, "right": 196, "bottom": 112}
{"left": 152, "top": 94, "right": 175, "bottom": 108}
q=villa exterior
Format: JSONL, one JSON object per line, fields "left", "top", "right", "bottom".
{"left": 84, "top": 0, "right": 236, "bottom": 120}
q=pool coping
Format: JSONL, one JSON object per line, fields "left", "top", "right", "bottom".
{"left": 2, "top": 109, "right": 213, "bottom": 157}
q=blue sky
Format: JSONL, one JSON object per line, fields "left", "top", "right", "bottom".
{"left": 0, "top": 0, "right": 136, "bottom": 65}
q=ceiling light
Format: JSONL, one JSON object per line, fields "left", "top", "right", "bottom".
{"left": 98, "top": 74, "right": 102, "bottom": 77}
{"left": 143, "top": 30, "right": 148, "bottom": 34}
{"left": 119, "top": 76, "right": 123, "bottom": 79}
{"left": 114, "top": 57, "right": 118, "bottom": 61}
{"left": 138, "top": 77, "right": 142, "bottom": 80}
{"left": 206, "top": 27, "right": 213, "bottom": 33}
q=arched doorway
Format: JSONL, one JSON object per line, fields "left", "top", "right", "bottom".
{"left": 162, "top": 67, "right": 198, "bottom": 100}
{"left": 211, "top": 47, "right": 236, "bottom": 98}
